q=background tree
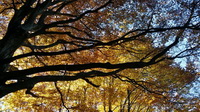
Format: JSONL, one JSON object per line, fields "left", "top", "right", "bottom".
{"left": 0, "top": 0, "right": 199, "bottom": 111}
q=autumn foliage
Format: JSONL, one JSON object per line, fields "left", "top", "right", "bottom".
{"left": 0, "top": 0, "right": 199, "bottom": 111}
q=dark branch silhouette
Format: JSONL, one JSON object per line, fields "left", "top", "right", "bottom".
{"left": 0, "top": 0, "right": 199, "bottom": 99}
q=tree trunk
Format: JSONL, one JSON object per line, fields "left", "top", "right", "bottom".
{"left": 0, "top": 26, "right": 27, "bottom": 83}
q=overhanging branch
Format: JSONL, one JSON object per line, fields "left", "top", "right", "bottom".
{"left": 3, "top": 62, "right": 147, "bottom": 81}
{"left": 0, "top": 69, "right": 121, "bottom": 98}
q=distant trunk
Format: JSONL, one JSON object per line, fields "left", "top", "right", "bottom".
{"left": 127, "top": 89, "right": 131, "bottom": 112}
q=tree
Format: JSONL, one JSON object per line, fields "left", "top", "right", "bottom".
{"left": 0, "top": 0, "right": 199, "bottom": 111}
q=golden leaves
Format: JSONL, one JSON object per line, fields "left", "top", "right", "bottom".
{"left": 1, "top": 0, "right": 198, "bottom": 111}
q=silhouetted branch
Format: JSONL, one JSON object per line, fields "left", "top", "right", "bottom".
{"left": 54, "top": 81, "right": 69, "bottom": 111}
{"left": 114, "top": 74, "right": 165, "bottom": 96}
{"left": 82, "top": 78, "right": 100, "bottom": 87}
{"left": 2, "top": 25, "right": 198, "bottom": 64}
{"left": 23, "top": 39, "right": 81, "bottom": 49}
{"left": 0, "top": 69, "right": 121, "bottom": 98}
{"left": 3, "top": 62, "right": 148, "bottom": 81}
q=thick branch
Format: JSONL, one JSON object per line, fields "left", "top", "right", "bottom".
{"left": 3, "top": 62, "right": 148, "bottom": 81}
{"left": 0, "top": 69, "right": 120, "bottom": 98}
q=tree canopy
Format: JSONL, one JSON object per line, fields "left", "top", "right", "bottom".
{"left": 0, "top": 0, "right": 199, "bottom": 111}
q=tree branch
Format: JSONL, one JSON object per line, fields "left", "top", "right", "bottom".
{"left": 54, "top": 81, "right": 69, "bottom": 111}
{"left": 3, "top": 62, "right": 147, "bottom": 81}
{"left": 23, "top": 39, "right": 80, "bottom": 49}
{"left": 3, "top": 25, "right": 198, "bottom": 64}
{"left": 149, "top": 29, "right": 184, "bottom": 63}
{"left": 0, "top": 69, "right": 120, "bottom": 98}
{"left": 41, "top": 0, "right": 112, "bottom": 29}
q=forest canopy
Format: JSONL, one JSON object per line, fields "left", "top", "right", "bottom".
{"left": 0, "top": 0, "right": 199, "bottom": 111}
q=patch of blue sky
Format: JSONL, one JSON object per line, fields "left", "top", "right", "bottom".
{"left": 181, "top": 77, "right": 200, "bottom": 99}
{"left": 189, "top": 78, "right": 200, "bottom": 98}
